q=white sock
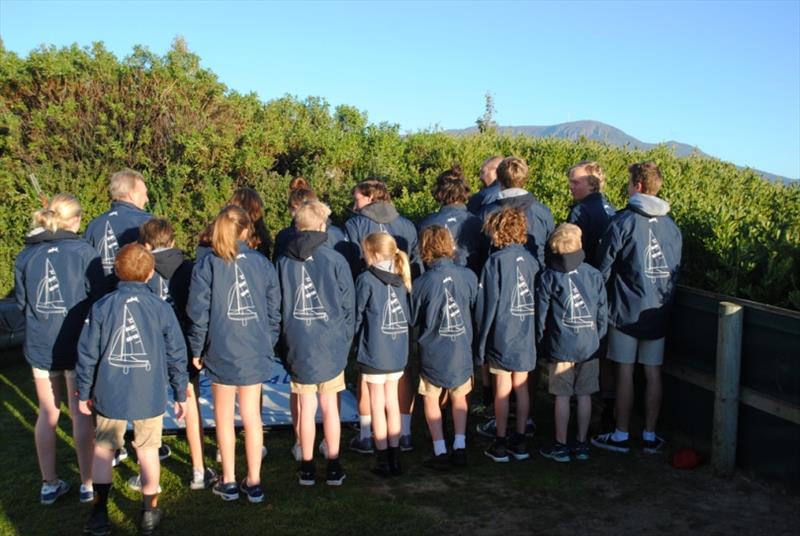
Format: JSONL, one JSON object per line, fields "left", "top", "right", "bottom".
{"left": 360, "top": 415, "right": 372, "bottom": 440}
{"left": 453, "top": 434, "right": 466, "bottom": 450}
{"left": 401, "top": 414, "right": 412, "bottom": 436}
{"left": 433, "top": 439, "right": 447, "bottom": 456}
{"left": 611, "top": 429, "right": 629, "bottom": 442}
{"left": 642, "top": 430, "right": 656, "bottom": 442}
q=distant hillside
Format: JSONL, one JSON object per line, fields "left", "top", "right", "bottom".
{"left": 447, "top": 120, "right": 797, "bottom": 183}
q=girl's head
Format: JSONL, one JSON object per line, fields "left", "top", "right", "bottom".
{"left": 419, "top": 225, "right": 455, "bottom": 266}
{"left": 295, "top": 200, "right": 331, "bottom": 232}
{"left": 211, "top": 205, "right": 251, "bottom": 261}
{"left": 352, "top": 179, "right": 390, "bottom": 211}
{"left": 433, "top": 166, "right": 471, "bottom": 206}
{"left": 362, "top": 232, "right": 412, "bottom": 291}
{"left": 32, "top": 193, "right": 82, "bottom": 233}
{"left": 228, "top": 187, "right": 270, "bottom": 252}
{"left": 549, "top": 223, "right": 583, "bottom": 255}
{"left": 484, "top": 207, "right": 528, "bottom": 248}
{"left": 139, "top": 218, "right": 175, "bottom": 250}
{"left": 288, "top": 176, "right": 319, "bottom": 215}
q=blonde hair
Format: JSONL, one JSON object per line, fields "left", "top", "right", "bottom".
{"left": 484, "top": 207, "right": 528, "bottom": 248}
{"left": 497, "top": 156, "right": 529, "bottom": 188}
{"left": 419, "top": 225, "right": 456, "bottom": 265}
{"left": 109, "top": 169, "right": 145, "bottom": 200}
{"left": 295, "top": 200, "right": 331, "bottom": 231}
{"left": 549, "top": 223, "right": 583, "bottom": 255}
{"left": 139, "top": 218, "right": 175, "bottom": 249}
{"left": 568, "top": 160, "right": 606, "bottom": 193}
{"left": 32, "top": 193, "right": 81, "bottom": 233}
{"left": 362, "top": 233, "right": 412, "bottom": 291}
{"left": 211, "top": 205, "right": 251, "bottom": 261}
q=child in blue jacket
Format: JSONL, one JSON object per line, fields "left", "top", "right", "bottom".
{"left": 276, "top": 201, "right": 355, "bottom": 486}
{"left": 476, "top": 208, "right": 540, "bottom": 463}
{"left": 355, "top": 232, "right": 412, "bottom": 476}
{"left": 566, "top": 161, "right": 616, "bottom": 266}
{"left": 14, "top": 194, "right": 104, "bottom": 505}
{"left": 187, "top": 206, "right": 281, "bottom": 503}
{"left": 77, "top": 243, "right": 188, "bottom": 536}
{"left": 536, "top": 224, "right": 607, "bottom": 462}
{"left": 412, "top": 225, "right": 478, "bottom": 470}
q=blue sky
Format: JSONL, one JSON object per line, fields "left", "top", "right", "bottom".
{"left": 1, "top": 0, "right": 799, "bottom": 178}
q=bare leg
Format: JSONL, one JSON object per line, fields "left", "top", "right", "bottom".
{"left": 493, "top": 374, "right": 512, "bottom": 437}
{"left": 643, "top": 365, "right": 663, "bottom": 433}
{"left": 319, "top": 392, "right": 340, "bottom": 459}
{"left": 554, "top": 395, "right": 570, "bottom": 444}
{"left": 368, "top": 382, "right": 387, "bottom": 450}
{"left": 511, "top": 372, "right": 529, "bottom": 435}
{"left": 385, "top": 380, "right": 401, "bottom": 448}
{"left": 358, "top": 374, "right": 370, "bottom": 417}
{"left": 422, "top": 394, "right": 444, "bottom": 442}
{"left": 398, "top": 368, "right": 414, "bottom": 418}
{"left": 212, "top": 383, "right": 237, "bottom": 483}
{"left": 450, "top": 393, "right": 468, "bottom": 436}
{"left": 92, "top": 446, "right": 114, "bottom": 484}
{"left": 66, "top": 374, "right": 94, "bottom": 488}
{"left": 298, "top": 393, "right": 318, "bottom": 461}
{"left": 137, "top": 447, "right": 160, "bottom": 495}
{"left": 615, "top": 363, "right": 635, "bottom": 433}
{"left": 576, "top": 395, "right": 592, "bottom": 443}
{"left": 290, "top": 392, "right": 300, "bottom": 445}
{"left": 33, "top": 376, "right": 61, "bottom": 482}
{"left": 184, "top": 380, "right": 205, "bottom": 471}
{"left": 239, "top": 384, "right": 263, "bottom": 486}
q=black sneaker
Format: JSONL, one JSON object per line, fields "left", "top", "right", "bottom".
{"left": 484, "top": 437, "right": 510, "bottom": 463}
{"left": 423, "top": 453, "right": 451, "bottom": 471}
{"left": 450, "top": 448, "right": 468, "bottom": 467}
{"left": 140, "top": 508, "right": 162, "bottom": 536}
{"left": 83, "top": 506, "right": 110, "bottom": 536}
{"left": 540, "top": 442, "right": 571, "bottom": 462}
{"left": 212, "top": 481, "right": 240, "bottom": 501}
{"left": 239, "top": 478, "right": 264, "bottom": 503}
{"left": 591, "top": 432, "right": 630, "bottom": 454}
{"left": 158, "top": 445, "right": 171, "bottom": 461}
{"left": 112, "top": 447, "right": 128, "bottom": 468}
{"left": 298, "top": 460, "right": 316, "bottom": 487}
{"left": 508, "top": 433, "right": 530, "bottom": 461}
{"left": 325, "top": 459, "right": 346, "bottom": 486}
{"left": 573, "top": 440, "right": 591, "bottom": 461}
{"left": 642, "top": 435, "right": 666, "bottom": 454}
{"left": 524, "top": 419, "right": 537, "bottom": 439}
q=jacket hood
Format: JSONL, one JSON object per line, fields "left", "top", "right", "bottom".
{"left": 153, "top": 247, "right": 186, "bottom": 280}
{"left": 495, "top": 191, "right": 535, "bottom": 211}
{"left": 368, "top": 266, "right": 404, "bottom": 287}
{"left": 628, "top": 193, "right": 670, "bottom": 217}
{"left": 359, "top": 201, "right": 400, "bottom": 224}
{"left": 284, "top": 231, "right": 328, "bottom": 261}
{"left": 547, "top": 250, "right": 585, "bottom": 273}
{"left": 24, "top": 229, "right": 81, "bottom": 245}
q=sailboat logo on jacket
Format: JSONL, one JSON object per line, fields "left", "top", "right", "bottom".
{"left": 108, "top": 304, "right": 151, "bottom": 374}
{"left": 294, "top": 265, "right": 328, "bottom": 325}
{"left": 644, "top": 228, "right": 670, "bottom": 281}
{"left": 35, "top": 258, "right": 68, "bottom": 318}
{"left": 510, "top": 266, "right": 535, "bottom": 319}
{"left": 438, "top": 277, "right": 465, "bottom": 340}
{"left": 227, "top": 262, "right": 259, "bottom": 326}
{"left": 562, "top": 277, "right": 594, "bottom": 332}
{"left": 99, "top": 221, "right": 119, "bottom": 272}
{"left": 381, "top": 285, "right": 408, "bottom": 339}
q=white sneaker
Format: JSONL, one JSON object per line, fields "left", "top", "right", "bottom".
{"left": 40, "top": 479, "right": 69, "bottom": 505}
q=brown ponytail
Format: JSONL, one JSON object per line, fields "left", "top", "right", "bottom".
{"left": 288, "top": 176, "right": 319, "bottom": 211}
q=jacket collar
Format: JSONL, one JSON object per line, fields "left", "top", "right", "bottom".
{"left": 547, "top": 250, "right": 585, "bottom": 273}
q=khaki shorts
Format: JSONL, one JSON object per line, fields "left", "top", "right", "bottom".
{"left": 418, "top": 375, "right": 473, "bottom": 397}
{"left": 291, "top": 371, "right": 346, "bottom": 395}
{"left": 363, "top": 371, "right": 404, "bottom": 385}
{"left": 548, "top": 360, "right": 599, "bottom": 397}
{"left": 95, "top": 414, "right": 163, "bottom": 451}
{"left": 607, "top": 326, "right": 665, "bottom": 366}
{"left": 32, "top": 367, "right": 76, "bottom": 380}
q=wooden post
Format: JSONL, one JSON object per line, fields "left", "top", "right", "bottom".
{"left": 712, "top": 301, "right": 744, "bottom": 476}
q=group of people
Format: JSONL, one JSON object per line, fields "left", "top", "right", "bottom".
{"left": 14, "top": 156, "right": 682, "bottom": 535}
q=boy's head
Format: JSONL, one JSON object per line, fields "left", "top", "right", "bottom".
{"left": 484, "top": 207, "right": 528, "bottom": 248}
{"left": 628, "top": 161, "right": 663, "bottom": 196}
{"left": 419, "top": 225, "right": 455, "bottom": 265}
{"left": 497, "top": 156, "right": 528, "bottom": 189}
{"left": 115, "top": 243, "right": 155, "bottom": 282}
{"left": 480, "top": 156, "right": 504, "bottom": 187}
{"left": 567, "top": 161, "right": 606, "bottom": 201}
{"left": 549, "top": 223, "right": 583, "bottom": 255}
{"left": 433, "top": 166, "right": 471, "bottom": 206}
{"left": 295, "top": 200, "right": 331, "bottom": 231}
{"left": 139, "top": 218, "right": 175, "bottom": 250}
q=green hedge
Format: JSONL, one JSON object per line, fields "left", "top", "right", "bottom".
{"left": 1, "top": 40, "right": 798, "bottom": 309}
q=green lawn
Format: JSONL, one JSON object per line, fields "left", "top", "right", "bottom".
{"left": 1, "top": 350, "right": 798, "bottom": 535}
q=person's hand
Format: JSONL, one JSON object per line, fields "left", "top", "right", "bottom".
{"left": 192, "top": 357, "right": 203, "bottom": 371}
{"left": 174, "top": 401, "right": 187, "bottom": 421}
{"left": 78, "top": 399, "right": 92, "bottom": 416}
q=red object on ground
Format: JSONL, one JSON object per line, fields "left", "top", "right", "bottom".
{"left": 672, "top": 448, "right": 703, "bottom": 469}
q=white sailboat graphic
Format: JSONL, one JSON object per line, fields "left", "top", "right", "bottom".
{"left": 35, "top": 259, "right": 67, "bottom": 317}
{"left": 108, "top": 304, "right": 151, "bottom": 374}
{"left": 381, "top": 285, "right": 408, "bottom": 339}
{"left": 562, "top": 278, "right": 594, "bottom": 332}
{"left": 510, "top": 266, "right": 535, "bottom": 319}
{"left": 158, "top": 276, "right": 169, "bottom": 301}
{"left": 293, "top": 265, "right": 328, "bottom": 325}
{"left": 438, "top": 283, "right": 465, "bottom": 340}
{"left": 227, "top": 262, "right": 259, "bottom": 326}
{"left": 644, "top": 229, "right": 670, "bottom": 281}
{"left": 99, "top": 221, "right": 119, "bottom": 272}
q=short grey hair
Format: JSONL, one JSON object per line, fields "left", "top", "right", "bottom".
{"left": 109, "top": 169, "right": 145, "bottom": 200}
